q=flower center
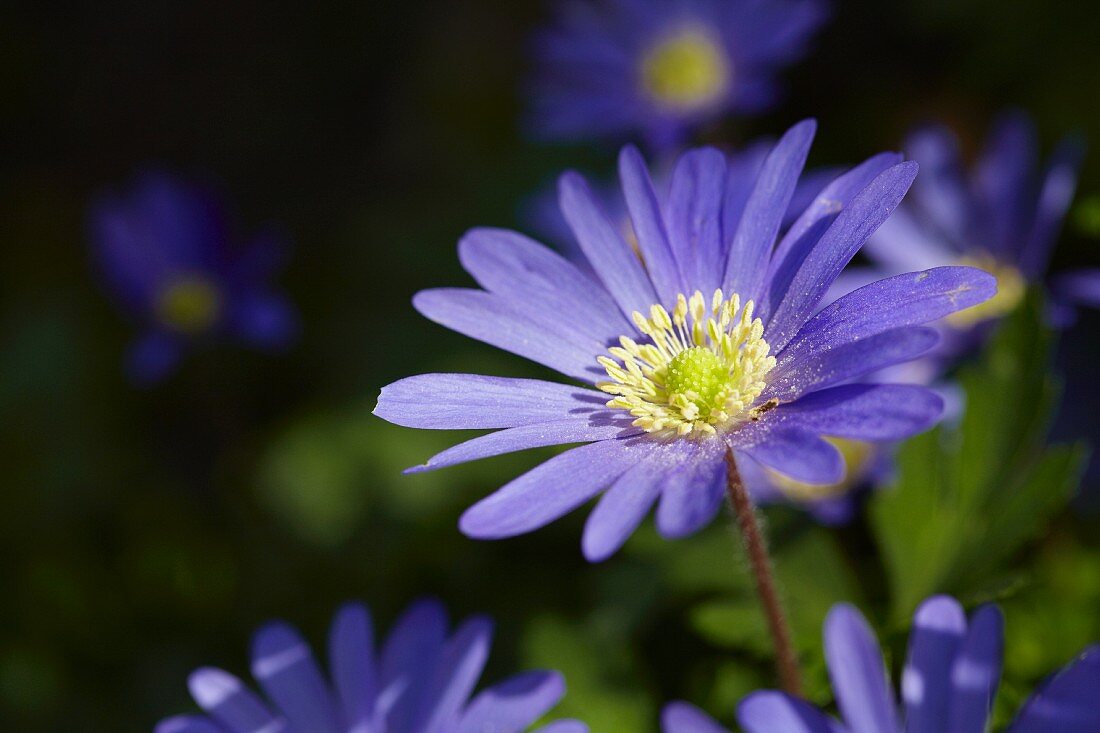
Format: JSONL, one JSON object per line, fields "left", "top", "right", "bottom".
{"left": 944, "top": 254, "right": 1025, "bottom": 328}
{"left": 767, "top": 438, "right": 874, "bottom": 502}
{"left": 157, "top": 276, "right": 221, "bottom": 334}
{"left": 641, "top": 26, "right": 730, "bottom": 111}
{"left": 598, "top": 290, "right": 776, "bottom": 438}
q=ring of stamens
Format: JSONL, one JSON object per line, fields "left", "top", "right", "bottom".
{"left": 597, "top": 289, "right": 776, "bottom": 438}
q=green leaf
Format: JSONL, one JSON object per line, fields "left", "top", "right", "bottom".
{"left": 870, "top": 292, "right": 1087, "bottom": 620}
{"left": 521, "top": 615, "right": 654, "bottom": 731}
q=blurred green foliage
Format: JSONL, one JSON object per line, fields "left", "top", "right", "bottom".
{"left": 872, "top": 293, "right": 1087, "bottom": 619}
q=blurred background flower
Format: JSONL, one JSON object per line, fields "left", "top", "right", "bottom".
{"left": 857, "top": 111, "right": 1090, "bottom": 373}
{"left": 527, "top": 0, "right": 829, "bottom": 149}
{"left": 89, "top": 171, "right": 297, "bottom": 384}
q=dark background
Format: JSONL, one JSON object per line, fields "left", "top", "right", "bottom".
{"left": 2, "top": 1, "right": 1100, "bottom": 730}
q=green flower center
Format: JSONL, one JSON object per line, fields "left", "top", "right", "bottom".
{"left": 666, "top": 347, "right": 728, "bottom": 409}
{"left": 157, "top": 276, "right": 221, "bottom": 334}
{"left": 641, "top": 27, "right": 730, "bottom": 111}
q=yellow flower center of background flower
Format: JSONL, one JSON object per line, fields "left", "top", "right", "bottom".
{"left": 768, "top": 437, "right": 874, "bottom": 502}
{"left": 598, "top": 290, "right": 776, "bottom": 438}
{"left": 157, "top": 276, "right": 221, "bottom": 334}
{"left": 944, "top": 254, "right": 1026, "bottom": 328}
{"left": 641, "top": 27, "right": 730, "bottom": 111}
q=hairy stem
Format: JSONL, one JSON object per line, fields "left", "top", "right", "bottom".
{"left": 725, "top": 448, "right": 803, "bottom": 696}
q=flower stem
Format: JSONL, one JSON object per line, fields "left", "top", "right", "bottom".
{"left": 724, "top": 448, "right": 803, "bottom": 696}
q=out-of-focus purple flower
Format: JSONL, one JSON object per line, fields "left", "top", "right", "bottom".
{"left": 662, "top": 595, "right": 1100, "bottom": 733}
{"left": 156, "top": 599, "right": 587, "bottom": 733}
{"left": 375, "top": 120, "right": 997, "bottom": 561}
{"left": 528, "top": 0, "right": 829, "bottom": 150}
{"left": 1053, "top": 268, "right": 1100, "bottom": 308}
{"left": 855, "top": 111, "right": 1092, "bottom": 372}
{"left": 89, "top": 171, "right": 297, "bottom": 385}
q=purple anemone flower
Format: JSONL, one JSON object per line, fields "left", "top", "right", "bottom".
{"left": 156, "top": 598, "right": 587, "bottom": 733}
{"left": 89, "top": 171, "right": 297, "bottom": 385}
{"left": 855, "top": 111, "right": 1092, "bottom": 371}
{"left": 662, "top": 595, "right": 1100, "bottom": 733}
{"left": 375, "top": 120, "right": 997, "bottom": 562}
{"left": 528, "top": 0, "right": 829, "bottom": 150}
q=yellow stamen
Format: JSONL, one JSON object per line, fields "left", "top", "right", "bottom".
{"left": 641, "top": 26, "right": 731, "bottom": 111}
{"left": 598, "top": 290, "right": 776, "bottom": 439}
{"left": 157, "top": 276, "right": 221, "bottom": 334}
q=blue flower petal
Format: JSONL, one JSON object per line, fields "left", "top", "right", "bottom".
{"left": 662, "top": 700, "right": 731, "bottom": 733}
{"left": 724, "top": 119, "right": 816, "bottom": 303}
{"left": 667, "top": 147, "right": 728, "bottom": 293}
{"left": 737, "top": 691, "right": 839, "bottom": 733}
{"left": 250, "top": 621, "right": 341, "bottom": 733}
{"left": 559, "top": 170, "right": 659, "bottom": 318}
{"left": 155, "top": 715, "right": 225, "bottom": 733}
{"left": 946, "top": 605, "right": 1003, "bottom": 733}
{"left": 409, "top": 418, "right": 639, "bottom": 474}
{"left": 328, "top": 602, "right": 377, "bottom": 730}
{"left": 764, "top": 384, "right": 944, "bottom": 442}
{"left": 458, "top": 670, "right": 566, "bottom": 733}
{"left": 375, "top": 374, "right": 608, "bottom": 430}
{"left": 458, "top": 227, "right": 631, "bottom": 340}
{"left": 766, "top": 326, "right": 939, "bottom": 402}
{"left": 735, "top": 428, "right": 844, "bottom": 485}
{"left": 974, "top": 112, "right": 1039, "bottom": 261}
{"left": 619, "top": 144, "right": 686, "bottom": 303}
{"left": 778, "top": 267, "right": 997, "bottom": 364}
{"left": 1021, "top": 136, "right": 1084, "bottom": 277}
{"left": 1010, "top": 646, "right": 1100, "bottom": 733}
{"left": 413, "top": 616, "right": 493, "bottom": 731}
{"left": 187, "top": 667, "right": 281, "bottom": 733}
{"left": 765, "top": 151, "right": 904, "bottom": 322}
{"left": 380, "top": 598, "right": 449, "bottom": 731}
{"left": 903, "top": 595, "right": 968, "bottom": 733}
{"left": 414, "top": 288, "right": 605, "bottom": 382}
{"left": 905, "top": 126, "right": 972, "bottom": 241}
{"left": 765, "top": 161, "right": 919, "bottom": 352}
{"left": 582, "top": 451, "right": 669, "bottom": 562}
{"left": 823, "top": 604, "right": 900, "bottom": 733}
{"left": 459, "top": 438, "right": 656, "bottom": 540}
{"left": 655, "top": 446, "right": 727, "bottom": 539}
{"left": 1052, "top": 268, "right": 1100, "bottom": 308}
